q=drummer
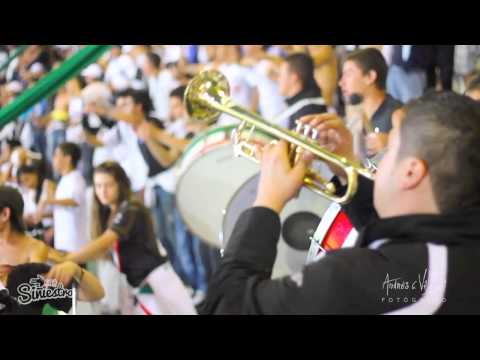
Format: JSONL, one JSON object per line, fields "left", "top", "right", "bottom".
{"left": 60, "top": 161, "right": 197, "bottom": 315}
{"left": 136, "top": 86, "right": 209, "bottom": 304}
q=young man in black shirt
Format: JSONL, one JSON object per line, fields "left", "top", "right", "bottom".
{"left": 201, "top": 92, "right": 480, "bottom": 315}
{"left": 339, "top": 48, "right": 402, "bottom": 161}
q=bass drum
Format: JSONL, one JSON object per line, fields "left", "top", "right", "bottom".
{"left": 306, "top": 202, "right": 359, "bottom": 265}
{"left": 175, "top": 125, "right": 273, "bottom": 248}
{"left": 222, "top": 173, "right": 331, "bottom": 279}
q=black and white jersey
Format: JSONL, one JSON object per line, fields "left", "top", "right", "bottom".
{"left": 110, "top": 199, "right": 168, "bottom": 288}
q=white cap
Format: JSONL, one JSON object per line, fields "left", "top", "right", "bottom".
{"left": 81, "top": 63, "right": 103, "bottom": 80}
{"left": 81, "top": 82, "right": 112, "bottom": 108}
{"left": 30, "top": 62, "right": 45, "bottom": 75}
{"left": 6, "top": 81, "right": 23, "bottom": 94}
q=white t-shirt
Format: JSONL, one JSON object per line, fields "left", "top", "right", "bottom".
{"left": 217, "top": 63, "right": 255, "bottom": 126}
{"left": 105, "top": 54, "right": 138, "bottom": 86}
{"left": 92, "top": 125, "right": 119, "bottom": 168}
{"left": 21, "top": 187, "right": 37, "bottom": 218}
{"left": 53, "top": 170, "right": 88, "bottom": 253}
{"left": 147, "top": 70, "right": 180, "bottom": 120}
{"left": 68, "top": 97, "right": 84, "bottom": 125}
{"left": 117, "top": 122, "right": 149, "bottom": 192}
{"left": 247, "top": 60, "right": 286, "bottom": 120}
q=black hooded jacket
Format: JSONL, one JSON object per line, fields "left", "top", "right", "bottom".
{"left": 201, "top": 176, "right": 480, "bottom": 315}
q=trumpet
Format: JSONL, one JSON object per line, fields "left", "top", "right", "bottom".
{"left": 184, "top": 70, "right": 374, "bottom": 204}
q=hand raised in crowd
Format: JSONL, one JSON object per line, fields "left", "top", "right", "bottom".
{"left": 253, "top": 140, "right": 312, "bottom": 214}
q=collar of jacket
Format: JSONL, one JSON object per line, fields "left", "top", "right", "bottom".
{"left": 286, "top": 85, "right": 322, "bottom": 107}
{"left": 357, "top": 207, "right": 480, "bottom": 248}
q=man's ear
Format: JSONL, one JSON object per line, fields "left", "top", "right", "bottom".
{"left": 365, "top": 70, "right": 378, "bottom": 87}
{"left": 0, "top": 207, "right": 11, "bottom": 223}
{"left": 398, "top": 157, "right": 428, "bottom": 191}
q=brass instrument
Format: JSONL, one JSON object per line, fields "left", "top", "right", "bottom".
{"left": 184, "top": 70, "right": 374, "bottom": 204}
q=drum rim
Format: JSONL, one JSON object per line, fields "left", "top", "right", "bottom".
{"left": 179, "top": 125, "right": 237, "bottom": 163}
{"left": 219, "top": 172, "right": 260, "bottom": 248}
{"left": 175, "top": 143, "right": 237, "bottom": 248}
{"left": 174, "top": 125, "right": 273, "bottom": 247}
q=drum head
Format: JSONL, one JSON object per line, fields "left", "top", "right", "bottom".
{"left": 176, "top": 126, "right": 273, "bottom": 248}
{"left": 176, "top": 144, "right": 260, "bottom": 248}
{"left": 222, "top": 173, "right": 331, "bottom": 278}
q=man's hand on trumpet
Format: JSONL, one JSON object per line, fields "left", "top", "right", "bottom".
{"left": 253, "top": 140, "right": 313, "bottom": 214}
{"left": 298, "top": 113, "right": 362, "bottom": 182}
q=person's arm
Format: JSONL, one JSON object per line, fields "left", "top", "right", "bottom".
{"left": 201, "top": 189, "right": 364, "bottom": 314}
{"left": 65, "top": 229, "right": 119, "bottom": 265}
{"left": 136, "top": 122, "right": 182, "bottom": 167}
{"left": 136, "top": 121, "right": 190, "bottom": 152}
{"left": 307, "top": 45, "right": 335, "bottom": 67}
{"left": 29, "top": 240, "right": 49, "bottom": 263}
{"left": 45, "top": 176, "right": 85, "bottom": 208}
{"left": 84, "top": 132, "right": 104, "bottom": 148}
{"left": 144, "top": 139, "right": 181, "bottom": 168}
{"left": 45, "top": 261, "right": 105, "bottom": 302}
{"left": 250, "top": 86, "right": 260, "bottom": 114}
{"left": 91, "top": 103, "right": 143, "bottom": 127}
{"left": 200, "top": 141, "right": 309, "bottom": 314}
{"left": 45, "top": 198, "right": 78, "bottom": 207}
{"left": 150, "top": 126, "right": 190, "bottom": 152}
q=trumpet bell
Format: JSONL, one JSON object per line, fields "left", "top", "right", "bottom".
{"left": 184, "top": 70, "right": 230, "bottom": 125}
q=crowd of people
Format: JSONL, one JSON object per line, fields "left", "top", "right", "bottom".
{"left": 1, "top": 45, "right": 480, "bottom": 315}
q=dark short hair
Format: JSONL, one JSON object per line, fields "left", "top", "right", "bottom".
{"left": 146, "top": 52, "right": 161, "bottom": 69}
{"left": 57, "top": 142, "right": 82, "bottom": 168}
{"left": 17, "top": 164, "right": 44, "bottom": 204}
{"left": 170, "top": 85, "right": 187, "bottom": 100}
{"left": 118, "top": 88, "right": 154, "bottom": 115}
{"left": 0, "top": 186, "right": 26, "bottom": 233}
{"left": 346, "top": 48, "right": 388, "bottom": 91}
{"left": 398, "top": 92, "right": 480, "bottom": 213}
{"left": 285, "top": 53, "right": 317, "bottom": 90}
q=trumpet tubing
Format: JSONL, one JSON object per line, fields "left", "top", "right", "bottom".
{"left": 184, "top": 70, "right": 374, "bottom": 204}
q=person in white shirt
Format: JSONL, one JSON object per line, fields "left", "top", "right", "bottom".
{"left": 142, "top": 52, "right": 180, "bottom": 120}
{"left": 104, "top": 46, "right": 139, "bottom": 90}
{"left": 83, "top": 90, "right": 149, "bottom": 196}
{"left": 40, "top": 142, "right": 88, "bottom": 254}
{"left": 215, "top": 45, "right": 257, "bottom": 125}
{"left": 241, "top": 45, "right": 286, "bottom": 120}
